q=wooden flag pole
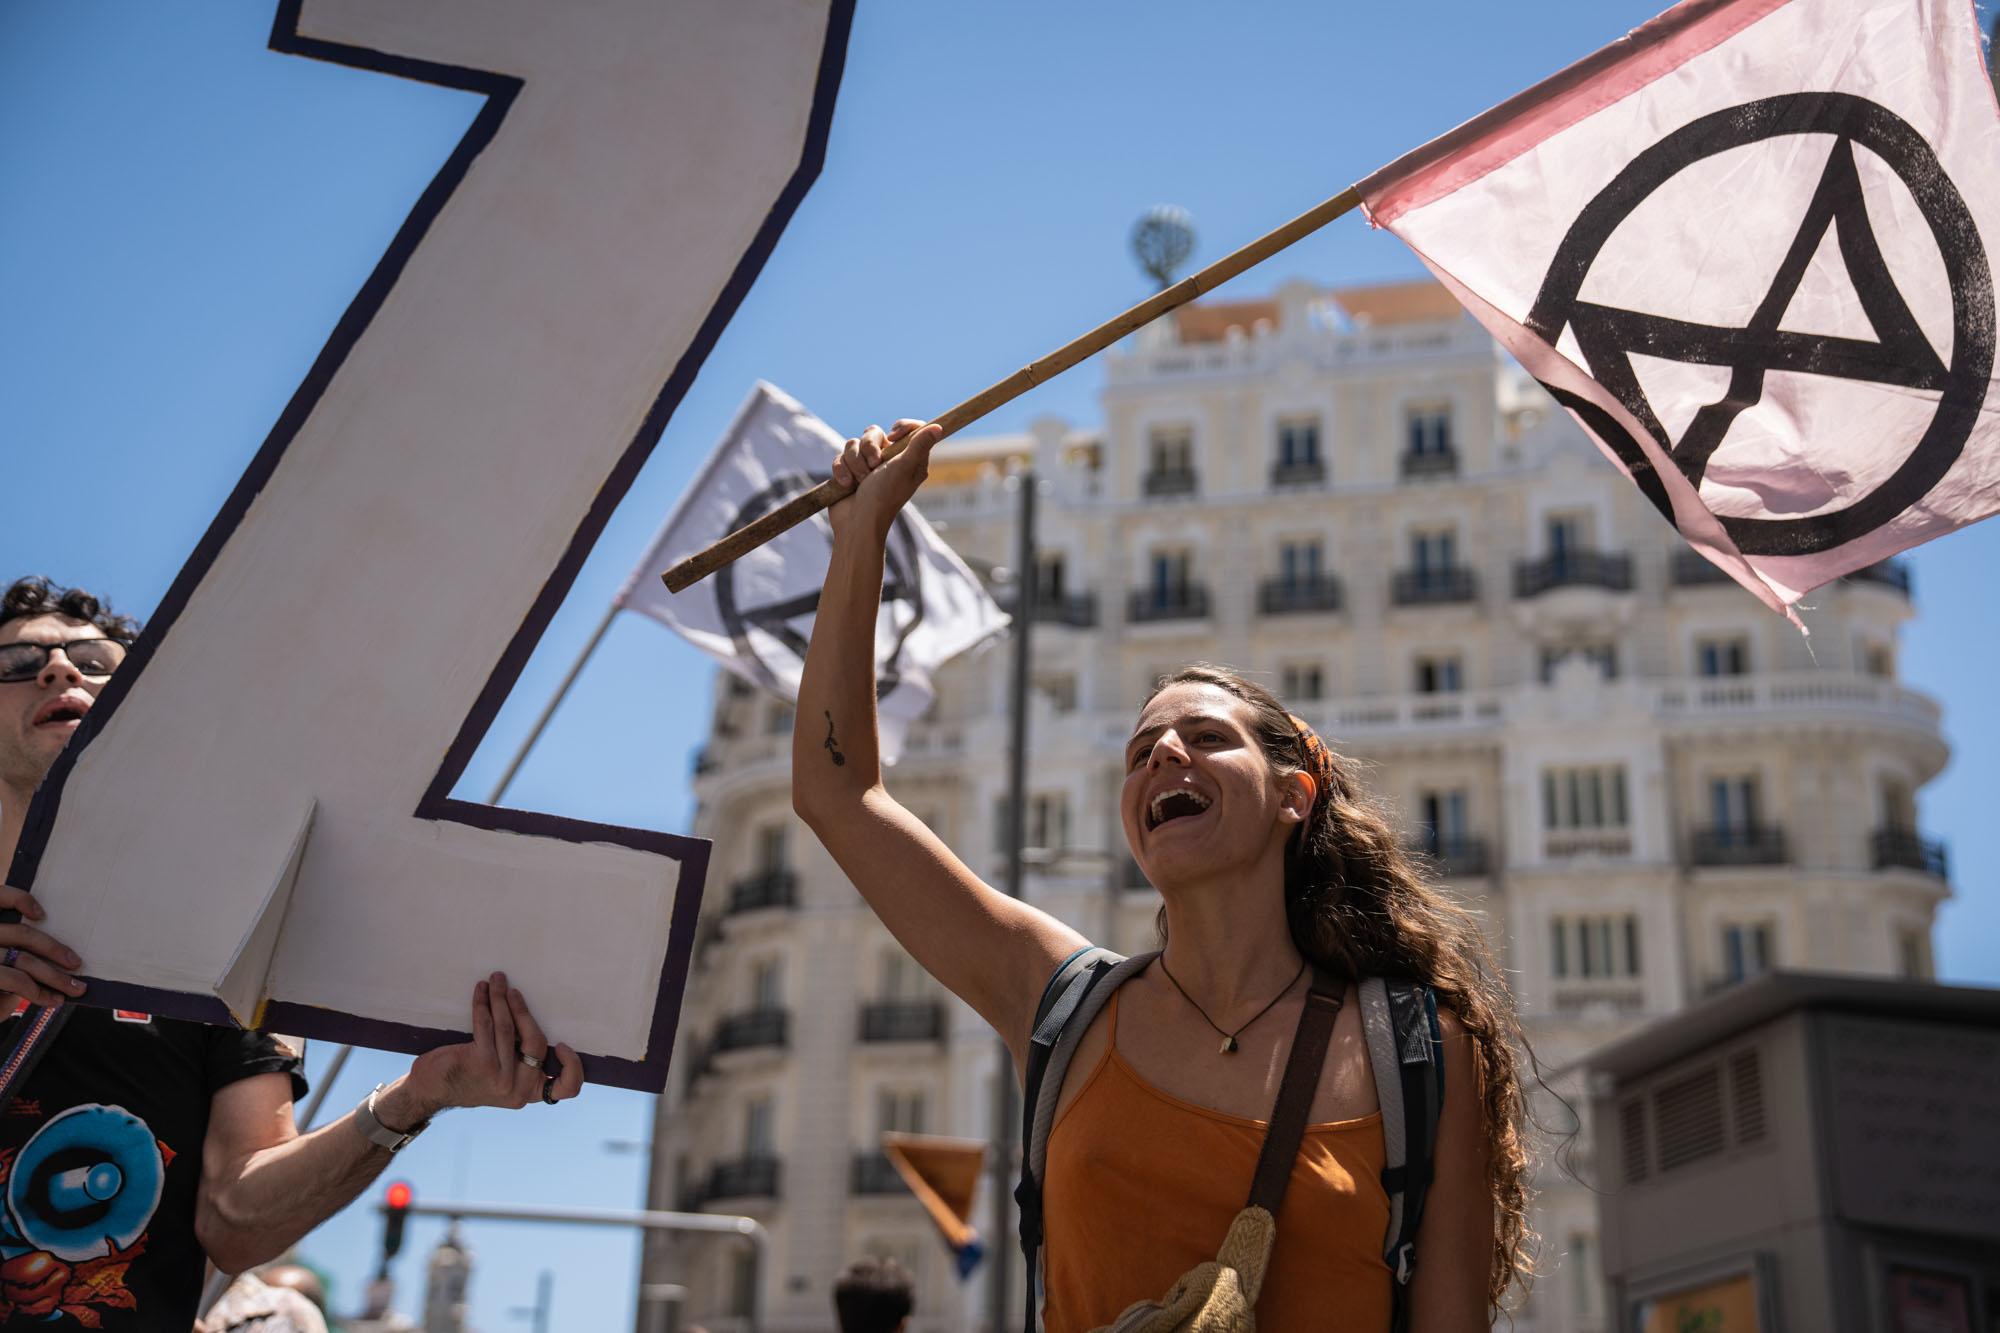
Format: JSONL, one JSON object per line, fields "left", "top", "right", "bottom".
{"left": 659, "top": 186, "right": 1363, "bottom": 593}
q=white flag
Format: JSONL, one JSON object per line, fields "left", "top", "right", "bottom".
{"left": 1358, "top": 0, "right": 2000, "bottom": 613}
{"left": 620, "top": 382, "right": 1009, "bottom": 760}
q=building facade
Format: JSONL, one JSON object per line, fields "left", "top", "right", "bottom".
{"left": 642, "top": 278, "right": 1952, "bottom": 1333}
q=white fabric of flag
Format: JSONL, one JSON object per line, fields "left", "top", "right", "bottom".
{"left": 619, "top": 381, "right": 1009, "bottom": 760}
{"left": 1357, "top": 0, "right": 2000, "bottom": 612}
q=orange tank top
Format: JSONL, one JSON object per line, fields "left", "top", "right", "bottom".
{"left": 1041, "top": 990, "right": 1393, "bottom": 1332}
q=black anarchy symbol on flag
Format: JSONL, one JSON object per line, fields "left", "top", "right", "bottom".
{"left": 714, "top": 472, "right": 927, "bottom": 697}
{"left": 1526, "top": 93, "right": 1994, "bottom": 557}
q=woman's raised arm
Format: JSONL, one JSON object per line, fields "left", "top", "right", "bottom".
{"left": 791, "top": 420, "right": 1085, "bottom": 1064}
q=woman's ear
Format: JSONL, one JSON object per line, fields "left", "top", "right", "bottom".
{"left": 1280, "top": 770, "right": 1317, "bottom": 824}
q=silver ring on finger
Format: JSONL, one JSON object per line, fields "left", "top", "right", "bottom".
{"left": 1, "top": 947, "right": 17, "bottom": 969}
{"left": 517, "top": 1050, "right": 545, "bottom": 1072}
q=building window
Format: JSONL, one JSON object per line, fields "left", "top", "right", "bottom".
{"left": 1710, "top": 775, "right": 1761, "bottom": 832}
{"left": 1411, "top": 528, "right": 1458, "bottom": 573}
{"left": 1414, "top": 654, "right": 1463, "bottom": 695}
{"left": 1152, "top": 550, "right": 1193, "bottom": 599}
{"left": 1897, "top": 926, "right": 1933, "bottom": 979}
{"left": 1541, "top": 642, "right": 1618, "bottom": 682}
{"left": 767, "top": 701, "right": 795, "bottom": 735}
{"left": 877, "top": 1088, "right": 927, "bottom": 1136}
{"left": 994, "top": 792, "right": 1069, "bottom": 852}
{"left": 754, "top": 824, "right": 788, "bottom": 873}
{"left": 1149, "top": 427, "right": 1194, "bottom": 475}
{"left": 1552, "top": 914, "right": 1642, "bottom": 979}
{"left": 1034, "top": 553, "right": 1067, "bottom": 603}
{"left": 1696, "top": 636, "right": 1750, "bottom": 677}
{"left": 1277, "top": 417, "right": 1322, "bottom": 468}
{"left": 1569, "top": 1232, "right": 1603, "bottom": 1320}
{"left": 1278, "top": 540, "right": 1323, "bottom": 588}
{"left": 1034, "top": 672, "right": 1078, "bottom": 713}
{"left": 729, "top": 1248, "right": 758, "bottom": 1318}
{"left": 744, "top": 1095, "right": 775, "bottom": 1156}
{"left": 1879, "top": 776, "right": 1916, "bottom": 831}
{"left": 1407, "top": 405, "right": 1453, "bottom": 457}
{"left": 1546, "top": 512, "right": 1590, "bottom": 559}
{"left": 1543, "top": 766, "right": 1630, "bottom": 829}
{"left": 1279, "top": 662, "right": 1325, "bottom": 701}
{"left": 750, "top": 957, "right": 783, "bottom": 1012}
{"left": 881, "top": 949, "right": 928, "bottom": 1001}
{"left": 1722, "top": 922, "right": 1774, "bottom": 983}
{"left": 1860, "top": 639, "right": 1895, "bottom": 678}
{"left": 1419, "top": 789, "right": 1469, "bottom": 848}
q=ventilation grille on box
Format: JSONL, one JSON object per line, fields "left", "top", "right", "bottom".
{"left": 1653, "top": 1065, "right": 1727, "bottom": 1171}
{"left": 1729, "top": 1047, "right": 1766, "bottom": 1144}
{"left": 1619, "top": 1096, "right": 1649, "bottom": 1183}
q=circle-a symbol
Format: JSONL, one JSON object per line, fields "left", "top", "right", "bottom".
{"left": 1526, "top": 93, "right": 1993, "bottom": 556}
{"left": 714, "top": 473, "right": 926, "bottom": 699}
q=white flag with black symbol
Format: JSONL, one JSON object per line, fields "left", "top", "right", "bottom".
{"left": 1358, "top": 0, "right": 2000, "bottom": 614}
{"left": 620, "top": 381, "right": 1009, "bottom": 761}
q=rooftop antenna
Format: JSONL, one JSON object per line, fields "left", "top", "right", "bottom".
{"left": 1131, "top": 204, "right": 1195, "bottom": 292}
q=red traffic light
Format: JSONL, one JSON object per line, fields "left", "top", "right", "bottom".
{"left": 384, "top": 1180, "right": 413, "bottom": 1210}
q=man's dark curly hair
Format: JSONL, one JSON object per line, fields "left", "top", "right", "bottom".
{"left": 832, "top": 1256, "right": 914, "bottom": 1333}
{"left": 0, "top": 577, "right": 140, "bottom": 644}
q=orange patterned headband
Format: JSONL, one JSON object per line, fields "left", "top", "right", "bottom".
{"left": 1286, "top": 713, "right": 1336, "bottom": 810}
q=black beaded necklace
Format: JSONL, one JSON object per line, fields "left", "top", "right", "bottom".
{"left": 1158, "top": 955, "right": 1309, "bottom": 1054}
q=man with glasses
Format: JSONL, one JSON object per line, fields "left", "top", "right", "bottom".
{"left": 0, "top": 576, "right": 586, "bottom": 1331}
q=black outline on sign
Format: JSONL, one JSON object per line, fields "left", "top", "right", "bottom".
{"left": 5, "top": 0, "right": 857, "bottom": 1092}
{"left": 1525, "top": 92, "right": 1994, "bottom": 557}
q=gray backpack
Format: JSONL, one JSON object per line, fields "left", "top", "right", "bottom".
{"left": 1014, "top": 948, "right": 1444, "bottom": 1333}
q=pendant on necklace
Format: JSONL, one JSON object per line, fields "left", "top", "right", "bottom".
{"left": 1220, "top": 1036, "right": 1237, "bottom": 1054}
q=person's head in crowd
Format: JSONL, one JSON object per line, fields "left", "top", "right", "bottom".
{"left": 0, "top": 577, "right": 138, "bottom": 835}
{"left": 256, "top": 1261, "right": 328, "bottom": 1312}
{"left": 832, "top": 1255, "right": 915, "bottom": 1333}
{"left": 1127, "top": 663, "right": 1533, "bottom": 1306}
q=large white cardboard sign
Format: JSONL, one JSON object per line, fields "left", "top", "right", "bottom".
{"left": 8, "top": 0, "right": 856, "bottom": 1091}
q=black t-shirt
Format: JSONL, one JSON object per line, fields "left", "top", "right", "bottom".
{"left": 0, "top": 1004, "right": 307, "bottom": 1329}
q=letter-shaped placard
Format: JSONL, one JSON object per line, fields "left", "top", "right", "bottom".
{"left": 9, "top": 0, "right": 855, "bottom": 1090}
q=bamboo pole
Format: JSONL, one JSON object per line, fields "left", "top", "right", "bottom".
{"left": 659, "top": 186, "right": 1363, "bottom": 593}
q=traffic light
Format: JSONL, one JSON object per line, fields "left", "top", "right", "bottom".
{"left": 379, "top": 1179, "right": 413, "bottom": 1274}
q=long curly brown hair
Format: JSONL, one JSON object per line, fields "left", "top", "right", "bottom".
{"left": 1148, "top": 664, "right": 1535, "bottom": 1317}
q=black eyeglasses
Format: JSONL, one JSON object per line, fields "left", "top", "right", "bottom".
{"left": 0, "top": 638, "right": 128, "bottom": 684}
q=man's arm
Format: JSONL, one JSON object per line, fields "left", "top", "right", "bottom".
{"left": 195, "top": 973, "right": 583, "bottom": 1274}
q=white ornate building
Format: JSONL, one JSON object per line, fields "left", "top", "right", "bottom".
{"left": 640, "top": 279, "right": 1952, "bottom": 1333}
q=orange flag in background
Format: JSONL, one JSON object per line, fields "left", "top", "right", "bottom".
{"left": 882, "top": 1132, "right": 987, "bottom": 1279}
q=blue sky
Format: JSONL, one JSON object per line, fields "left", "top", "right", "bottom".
{"left": 3, "top": 3, "right": 1994, "bottom": 1327}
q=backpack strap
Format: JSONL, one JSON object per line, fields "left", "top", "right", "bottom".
{"left": 1014, "top": 947, "right": 1152, "bottom": 1333}
{"left": 1244, "top": 972, "right": 1343, "bottom": 1216}
{"left": 1360, "top": 977, "right": 1445, "bottom": 1331}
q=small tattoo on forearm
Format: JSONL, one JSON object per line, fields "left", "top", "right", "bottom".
{"left": 824, "top": 711, "right": 846, "bottom": 766}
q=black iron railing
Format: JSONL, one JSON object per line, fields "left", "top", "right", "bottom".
{"left": 1690, "top": 825, "right": 1788, "bottom": 867}
{"left": 1128, "top": 585, "right": 1211, "bottom": 622}
{"left": 1391, "top": 567, "right": 1478, "bottom": 605}
{"left": 1259, "top": 577, "right": 1344, "bottom": 615}
{"left": 850, "top": 1152, "right": 908, "bottom": 1196}
{"left": 1269, "top": 459, "right": 1327, "bottom": 489}
{"left": 1514, "top": 549, "right": 1634, "bottom": 598}
{"left": 859, "top": 1000, "right": 944, "bottom": 1043}
{"left": 1142, "top": 469, "right": 1199, "bottom": 498}
{"left": 1410, "top": 834, "right": 1490, "bottom": 878}
{"left": 1872, "top": 828, "right": 1947, "bottom": 877}
{"left": 727, "top": 870, "right": 797, "bottom": 915}
{"left": 712, "top": 1008, "right": 789, "bottom": 1054}
{"left": 1399, "top": 449, "right": 1458, "bottom": 480}
{"left": 705, "top": 1156, "right": 781, "bottom": 1202}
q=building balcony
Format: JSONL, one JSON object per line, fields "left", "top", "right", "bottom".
{"left": 1689, "top": 824, "right": 1788, "bottom": 867}
{"left": 1399, "top": 448, "right": 1459, "bottom": 480}
{"left": 1268, "top": 458, "right": 1327, "bottom": 489}
{"left": 1128, "top": 585, "right": 1210, "bottom": 623}
{"left": 1842, "top": 559, "right": 1913, "bottom": 597}
{"left": 1872, "top": 827, "right": 1948, "bottom": 878}
{"left": 1390, "top": 567, "right": 1478, "bottom": 606}
{"left": 1670, "top": 550, "right": 1737, "bottom": 587}
{"left": 1513, "top": 549, "right": 1634, "bottom": 598}
{"left": 1409, "top": 834, "right": 1491, "bottom": 879}
{"left": 711, "top": 1008, "right": 789, "bottom": 1055}
{"left": 727, "top": 869, "right": 797, "bottom": 916}
{"left": 858, "top": 1000, "right": 944, "bottom": 1043}
{"left": 1259, "top": 576, "right": 1344, "bottom": 616}
{"left": 1545, "top": 829, "right": 1633, "bottom": 859}
{"left": 704, "top": 1155, "right": 782, "bottom": 1204}
{"left": 1035, "top": 593, "right": 1098, "bottom": 628}
{"left": 1142, "top": 468, "right": 1199, "bottom": 498}
{"left": 850, "top": 1151, "right": 908, "bottom": 1196}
